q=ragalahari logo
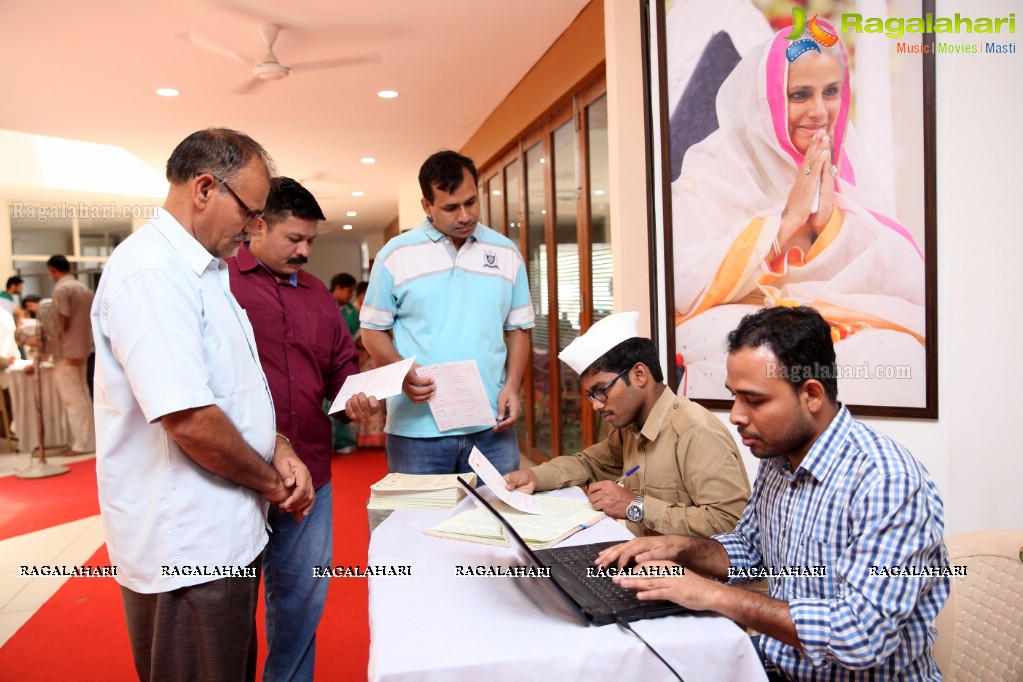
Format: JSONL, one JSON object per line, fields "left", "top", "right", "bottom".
{"left": 784, "top": 7, "right": 838, "bottom": 62}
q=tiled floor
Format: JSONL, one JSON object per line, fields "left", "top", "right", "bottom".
{"left": 0, "top": 449, "right": 102, "bottom": 648}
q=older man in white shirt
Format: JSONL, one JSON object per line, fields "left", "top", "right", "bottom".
{"left": 92, "top": 128, "right": 314, "bottom": 681}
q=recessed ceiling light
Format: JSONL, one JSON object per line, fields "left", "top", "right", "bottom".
{"left": 346, "top": 211, "right": 357, "bottom": 217}
{"left": 342, "top": 224, "right": 354, "bottom": 230}
{"left": 352, "top": 191, "right": 365, "bottom": 197}
{"left": 156, "top": 88, "right": 179, "bottom": 97}
{"left": 492, "top": 190, "right": 502, "bottom": 196}
{"left": 377, "top": 90, "right": 399, "bottom": 99}
{"left": 360, "top": 157, "right": 376, "bottom": 164}
{"left": 593, "top": 189, "right": 605, "bottom": 196}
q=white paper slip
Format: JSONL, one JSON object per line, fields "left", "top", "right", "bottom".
{"left": 416, "top": 360, "right": 496, "bottom": 431}
{"left": 468, "top": 446, "right": 541, "bottom": 515}
{"left": 328, "top": 356, "right": 415, "bottom": 415}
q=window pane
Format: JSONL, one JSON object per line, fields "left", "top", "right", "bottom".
{"left": 553, "top": 120, "right": 582, "bottom": 456}
{"left": 587, "top": 95, "right": 612, "bottom": 443}
{"left": 588, "top": 95, "right": 612, "bottom": 324}
{"left": 505, "top": 159, "right": 521, "bottom": 248}
{"left": 525, "top": 143, "right": 550, "bottom": 456}
{"left": 485, "top": 173, "right": 504, "bottom": 235}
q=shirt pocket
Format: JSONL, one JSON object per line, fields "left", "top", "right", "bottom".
{"left": 789, "top": 533, "right": 840, "bottom": 600}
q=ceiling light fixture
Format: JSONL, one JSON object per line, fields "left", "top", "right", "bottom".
{"left": 352, "top": 191, "right": 365, "bottom": 197}
{"left": 360, "top": 157, "right": 376, "bottom": 164}
{"left": 342, "top": 224, "right": 354, "bottom": 230}
{"left": 346, "top": 211, "right": 357, "bottom": 217}
{"left": 156, "top": 88, "right": 179, "bottom": 97}
{"left": 377, "top": 90, "right": 399, "bottom": 99}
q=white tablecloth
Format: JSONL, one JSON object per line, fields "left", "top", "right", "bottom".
{"left": 368, "top": 488, "right": 766, "bottom": 682}
{"left": 5, "top": 364, "right": 69, "bottom": 453}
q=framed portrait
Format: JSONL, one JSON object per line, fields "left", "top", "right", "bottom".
{"left": 647, "top": 0, "right": 937, "bottom": 417}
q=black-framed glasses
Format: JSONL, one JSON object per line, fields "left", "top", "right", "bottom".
{"left": 585, "top": 367, "right": 630, "bottom": 405}
{"left": 212, "top": 174, "right": 264, "bottom": 223}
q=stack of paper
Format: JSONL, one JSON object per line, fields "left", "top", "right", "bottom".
{"left": 425, "top": 496, "right": 605, "bottom": 549}
{"left": 368, "top": 473, "right": 478, "bottom": 510}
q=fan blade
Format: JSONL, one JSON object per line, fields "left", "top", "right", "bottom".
{"left": 185, "top": 31, "right": 252, "bottom": 65}
{"left": 289, "top": 55, "right": 380, "bottom": 73}
{"left": 212, "top": 0, "right": 408, "bottom": 36}
{"left": 232, "top": 77, "right": 270, "bottom": 95}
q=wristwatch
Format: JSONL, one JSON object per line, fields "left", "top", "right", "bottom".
{"left": 625, "top": 495, "right": 645, "bottom": 523}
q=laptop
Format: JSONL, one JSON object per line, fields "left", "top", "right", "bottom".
{"left": 457, "top": 477, "right": 689, "bottom": 626}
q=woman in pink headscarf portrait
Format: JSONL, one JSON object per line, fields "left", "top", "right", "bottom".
{"left": 673, "top": 24, "right": 926, "bottom": 407}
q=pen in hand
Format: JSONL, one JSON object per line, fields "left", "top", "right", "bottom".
{"left": 614, "top": 465, "right": 639, "bottom": 485}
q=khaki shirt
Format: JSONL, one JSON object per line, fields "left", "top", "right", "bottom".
{"left": 53, "top": 275, "right": 95, "bottom": 360}
{"left": 531, "top": 386, "right": 750, "bottom": 537}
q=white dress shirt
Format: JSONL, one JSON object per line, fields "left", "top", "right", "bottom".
{"left": 92, "top": 208, "right": 276, "bottom": 593}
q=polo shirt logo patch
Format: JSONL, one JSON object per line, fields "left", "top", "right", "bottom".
{"left": 483, "top": 250, "right": 500, "bottom": 270}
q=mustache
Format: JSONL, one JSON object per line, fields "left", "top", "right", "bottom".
{"left": 287, "top": 256, "right": 308, "bottom": 265}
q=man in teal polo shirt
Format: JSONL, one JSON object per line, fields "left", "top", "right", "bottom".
{"left": 361, "top": 150, "right": 533, "bottom": 475}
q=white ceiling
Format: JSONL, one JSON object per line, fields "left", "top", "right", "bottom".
{"left": 0, "top": 0, "right": 591, "bottom": 241}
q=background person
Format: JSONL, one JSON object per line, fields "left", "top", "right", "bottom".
{"left": 1, "top": 275, "right": 23, "bottom": 318}
{"left": 504, "top": 311, "right": 749, "bottom": 537}
{"left": 46, "top": 254, "right": 95, "bottom": 455}
{"left": 330, "top": 272, "right": 360, "bottom": 337}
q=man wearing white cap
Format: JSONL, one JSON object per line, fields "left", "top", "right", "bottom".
{"left": 504, "top": 311, "right": 749, "bottom": 537}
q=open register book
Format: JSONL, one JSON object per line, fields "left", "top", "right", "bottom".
{"left": 425, "top": 493, "right": 605, "bottom": 550}
{"left": 368, "top": 473, "right": 478, "bottom": 510}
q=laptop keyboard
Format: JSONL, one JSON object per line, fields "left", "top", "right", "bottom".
{"left": 539, "top": 542, "right": 646, "bottom": 613}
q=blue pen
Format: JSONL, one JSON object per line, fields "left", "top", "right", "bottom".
{"left": 614, "top": 465, "right": 639, "bottom": 485}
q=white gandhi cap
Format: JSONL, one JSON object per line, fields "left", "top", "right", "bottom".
{"left": 558, "top": 311, "right": 640, "bottom": 376}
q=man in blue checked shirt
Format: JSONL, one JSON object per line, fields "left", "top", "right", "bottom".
{"left": 598, "top": 306, "right": 949, "bottom": 681}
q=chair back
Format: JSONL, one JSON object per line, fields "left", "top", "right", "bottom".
{"left": 932, "top": 529, "right": 1023, "bottom": 681}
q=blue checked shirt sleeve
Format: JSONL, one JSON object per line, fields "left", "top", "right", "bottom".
{"left": 714, "top": 480, "right": 765, "bottom": 581}
{"left": 789, "top": 470, "right": 948, "bottom": 669}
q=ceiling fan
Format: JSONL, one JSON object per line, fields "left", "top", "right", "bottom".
{"left": 186, "top": 23, "right": 379, "bottom": 94}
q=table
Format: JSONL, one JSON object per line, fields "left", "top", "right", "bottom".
{"left": 367, "top": 488, "right": 767, "bottom": 682}
{"left": 5, "top": 363, "right": 69, "bottom": 453}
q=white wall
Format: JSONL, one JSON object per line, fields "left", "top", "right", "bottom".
{"left": 304, "top": 232, "right": 366, "bottom": 289}
{"left": 605, "top": 0, "right": 1023, "bottom": 535}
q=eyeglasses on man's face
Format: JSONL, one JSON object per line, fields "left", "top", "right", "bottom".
{"left": 585, "top": 367, "right": 630, "bottom": 405}
{"left": 212, "top": 174, "right": 264, "bottom": 223}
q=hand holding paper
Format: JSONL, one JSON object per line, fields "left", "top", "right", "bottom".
{"left": 328, "top": 356, "right": 415, "bottom": 415}
{"left": 468, "top": 447, "right": 540, "bottom": 515}
{"left": 416, "top": 360, "right": 495, "bottom": 431}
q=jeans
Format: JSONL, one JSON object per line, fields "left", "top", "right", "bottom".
{"left": 263, "top": 482, "right": 333, "bottom": 682}
{"left": 386, "top": 428, "right": 520, "bottom": 478}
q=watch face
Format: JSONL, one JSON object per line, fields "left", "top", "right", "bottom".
{"left": 626, "top": 500, "right": 643, "bottom": 523}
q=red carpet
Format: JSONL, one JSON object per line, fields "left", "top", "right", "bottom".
{"left": 0, "top": 449, "right": 388, "bottom": 681}
{"left": 0, "top": 458, "right": 100, "bottom": 540}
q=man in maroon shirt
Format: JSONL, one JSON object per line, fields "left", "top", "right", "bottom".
{"left": 226, "top": 177, "right": 379, "bottom": 680}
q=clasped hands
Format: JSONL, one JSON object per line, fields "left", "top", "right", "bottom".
{"left": 265, "top": 437, "right": 315, "bottom": 522}
{"left": 781, "top": 129, "right": 836, "bottom": 246}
